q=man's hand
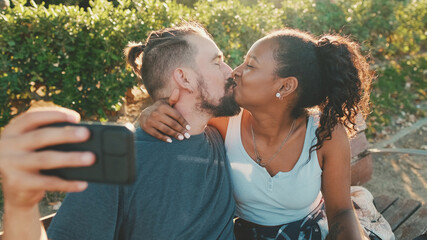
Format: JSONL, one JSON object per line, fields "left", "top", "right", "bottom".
{"left": 139, "top": 89, "right": 190, "bottom": 142}
{"left": 0, "top": 108, "right": 96, "bottom": 209}
{"left": 0, "top": 107, "right": 96, "bottom": 240}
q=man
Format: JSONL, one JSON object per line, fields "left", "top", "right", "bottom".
{"left": 0, "top": 22, "right": 240, "bottom": 239}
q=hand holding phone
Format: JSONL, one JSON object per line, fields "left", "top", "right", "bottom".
{"left": 40, "top": 122, "right": 136, "bottom": 184}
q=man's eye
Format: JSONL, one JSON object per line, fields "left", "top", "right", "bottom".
{"left": 246, "top": 64, "right": 254, "bottom": 68}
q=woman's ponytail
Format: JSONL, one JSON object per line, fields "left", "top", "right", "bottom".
{"left": 313, "top": 35, "right": 372, "bottom": 150}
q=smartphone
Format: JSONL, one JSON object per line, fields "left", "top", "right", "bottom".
{"left": 39, "top": 122, "right": 136, "bottom": 184}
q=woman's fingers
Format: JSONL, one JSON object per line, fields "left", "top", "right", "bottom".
{"left": 142, "top": 121, "right": 174, "bottom": 143}
{"left": 154, "top": 111, "right": 189, "bottom": 140}
{"left": 2, "top": 108, "right": 80, "bottom": 137}
{"left": 160, "top": 104, "right": 190, "bottom": 134}
{"left": 139, "top": 102, "right": 190, "bottom": 141}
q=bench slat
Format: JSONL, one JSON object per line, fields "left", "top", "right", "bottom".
{"left": 394, "top": 206, "right": 427, "bottom": 240}
{"left": 41, "top": 213, "right": 56, "bottom": 230}
{"left": 373, "top": 195, "right": 399, "bottom": 213}
{"left": 381, "top": 198, "right": 422, "bottom": 231}
{"left": 413, "top": 231, "right": 427, "bottom": 240}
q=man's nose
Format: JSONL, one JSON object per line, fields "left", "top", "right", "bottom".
{"left": 231, "top": 65, "right": 242, "bottom": 78}
{"left": 223, "top": 62, "right": 233, "bottom": 78}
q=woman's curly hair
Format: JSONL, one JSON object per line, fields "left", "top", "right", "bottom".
{"left": 266, "top": 29, "right": 373, "bottom": 153}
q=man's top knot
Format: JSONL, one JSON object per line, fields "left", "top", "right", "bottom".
{"left": 316, "top": 37, "right": 333, "bottom": 48}
{"left": 138, "top": 44, "right": 146, "bottom": 52}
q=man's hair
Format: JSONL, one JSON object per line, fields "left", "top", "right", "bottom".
{"left": 124, "top": 22, "right": 211, "bottom": 100}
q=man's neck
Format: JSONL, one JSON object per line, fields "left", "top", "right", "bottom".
{"left": 174, "top": 101, "right": 212, "bottom": 135}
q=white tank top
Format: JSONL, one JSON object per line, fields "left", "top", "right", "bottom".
{"left": 225, "top": 111, "right": 323, "bottom": 226}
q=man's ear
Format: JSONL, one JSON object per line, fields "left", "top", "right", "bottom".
{"left": 172, "top": 68, "right": 194, "bottom": 94}
{"left": 277, "top": 76, "right": 298, "bottom": 99}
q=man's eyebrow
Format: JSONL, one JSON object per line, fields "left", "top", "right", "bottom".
{"left": 211, "top": 52, "right": 224, "bottom": 62}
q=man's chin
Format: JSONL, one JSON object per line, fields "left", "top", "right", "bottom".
{"left": 212, "top": 95, "right": 241, "bottom": 117}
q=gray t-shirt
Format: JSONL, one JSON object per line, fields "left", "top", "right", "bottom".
{"left": 47, "top": 127, "right": 235, "bottom": 240}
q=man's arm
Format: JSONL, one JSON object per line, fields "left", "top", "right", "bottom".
{"left": 0, "top": 108, "right": 95, "bottom": 240}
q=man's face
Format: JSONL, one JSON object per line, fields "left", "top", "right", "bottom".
{"left": 188, "top": 35, "right": 240, "bottom": 117}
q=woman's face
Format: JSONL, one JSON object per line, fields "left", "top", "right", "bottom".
{"left": 232, "top": 38, "right": 282, "bottom": 109}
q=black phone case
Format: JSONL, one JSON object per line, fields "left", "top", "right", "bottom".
{"left": 40, "top": 122, "right": 135, "bottom": 184}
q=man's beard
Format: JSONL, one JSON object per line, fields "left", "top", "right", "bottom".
{"left": 197, "top": 77, "right": 241, "bottom": 117}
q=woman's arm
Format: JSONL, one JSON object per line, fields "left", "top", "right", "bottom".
{"left": 320, "top": 124, "right": 366, "bottom": 240}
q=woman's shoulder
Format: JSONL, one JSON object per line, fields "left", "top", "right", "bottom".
{"left": 208, "top": 108, "right": 245, "bottom": 140}
{"left": 319, "top": 123, "right": 350, "bottom": 159}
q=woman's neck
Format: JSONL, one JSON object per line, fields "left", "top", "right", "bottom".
{"left": 244, "top": 108, "right": 301, "bottom": 143}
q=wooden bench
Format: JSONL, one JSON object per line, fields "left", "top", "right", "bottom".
{"left": 374, "top": 195, "right": 427, "bottom": 239}
{"left": 350, "top": 120, "right": 426, "bottom": 239}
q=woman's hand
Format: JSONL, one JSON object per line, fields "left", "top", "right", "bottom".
{"left": 139, "top": 89, "right": 190, "bottom": 142}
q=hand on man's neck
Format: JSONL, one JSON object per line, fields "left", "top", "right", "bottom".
{"left": 162, "top": 88, "right": 213, "bottom": 135}
{"left": 174, "top": 100, "right": 212, "bottom": 135}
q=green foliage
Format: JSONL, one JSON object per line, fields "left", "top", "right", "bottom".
{"left": 0, "top": 0, "right": 425, "bottom": 127}
{"left": 194, "top": 0, "right": 283, "bottom": 67}
{"left": 367, "top": 55, "right": 427, "bottom": 136}
{"left": 0, "top": 0, "right": 188, "bottom": 125}
{"left": 279, "top": 0, "right": 426, "bottom": 59}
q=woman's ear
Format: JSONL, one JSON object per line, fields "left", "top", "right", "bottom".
{"left": 276, "top": 77, "right": 298, "bottom": 100}
{"left": 172, "top": 68, "right": 194, "bottom": 94}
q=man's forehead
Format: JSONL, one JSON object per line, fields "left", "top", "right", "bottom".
{"left": 187, "top": 34, "right": 221, "bottom": 59}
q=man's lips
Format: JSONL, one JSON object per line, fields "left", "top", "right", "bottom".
{"left": 225, "top": 77, "right": 237, "bottom": 90}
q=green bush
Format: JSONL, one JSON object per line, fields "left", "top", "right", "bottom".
{"left": 195, "top": 0, "right": 283, "bottom": 67}
{"left": 367, "top": 55, "right": 427, "bottom": 136}
{"left": 1, "top": 0, "right": 425, "bottom": 127}
{"left": 0, "top": 0, "right": 188, "bottom": 125}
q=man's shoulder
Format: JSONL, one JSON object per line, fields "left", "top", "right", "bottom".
{"left": 134, "top": 128, "right": 163, "bottom": 143}
{"left": 205, "top": 125, "right": 222, "bottom": 141}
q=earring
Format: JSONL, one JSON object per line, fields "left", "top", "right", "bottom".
{"left": 275, "top": 92, "right": 281, "bottom": 99}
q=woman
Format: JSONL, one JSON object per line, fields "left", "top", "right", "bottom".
{"left": 138, "top": 29, "right": 373, "bottom": 239}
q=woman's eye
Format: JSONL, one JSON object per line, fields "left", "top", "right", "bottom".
{"left": 246, "top": 64, "right": 254, "bottom": 68}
